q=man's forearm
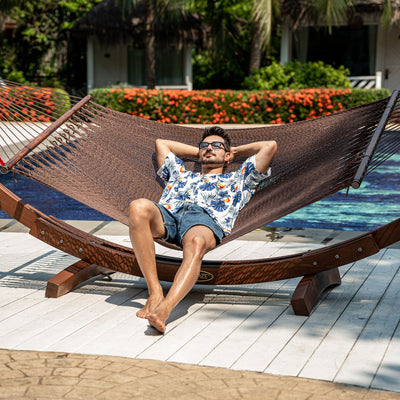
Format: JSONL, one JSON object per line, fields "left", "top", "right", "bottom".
{"left": 231, "top": 141, "right": 277, "bottom": 174}
{"left": 155, "top": 139, "right": 199, "bottom": 168}
{"left": 231, "top": 141, "right": 272, "bottom": 158}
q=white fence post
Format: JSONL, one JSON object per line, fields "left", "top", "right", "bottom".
{"left": 376, "top": 71, "right": 382, "bottom": 89}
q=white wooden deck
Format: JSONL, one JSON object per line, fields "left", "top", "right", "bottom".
{"left": 1, "top": 227, "right": 400, "bottom": 393}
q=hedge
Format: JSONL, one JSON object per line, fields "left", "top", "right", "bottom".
{"left": 0, "top": 86, "right": 390, "bottom": 124}
{"left": 90, "top": 87, "right": 390, "bottom": 125}
{"left": 0, "top": 85, "right": 71, "bottom": 122}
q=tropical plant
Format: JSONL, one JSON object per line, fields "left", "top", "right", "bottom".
{"left": 248, "top": 0, "right": 280, "bottom": 74}
{"left": 0, "top": 0, "right": 102, "bottom": 85}
{"left": 187, "top": 0, "right": 254, "bottom": 89}
{"left": 283, "top": 0, "right": 397, "bottom": 32}
{"left": 242, "top": 60, "right": 351, "bottom": 90}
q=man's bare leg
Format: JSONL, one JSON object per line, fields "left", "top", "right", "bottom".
{"left": 146, "top": 225, "right": 217, "bottom": 333}
{"left": 128, "top": 199, "right": 166, "bottom": 318}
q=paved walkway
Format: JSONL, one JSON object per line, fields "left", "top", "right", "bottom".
{"left": 2, "top": 348, "right": 400, "bottom": 400}
{"left": 1, "top": 219, "right": 400, "bottom": 399}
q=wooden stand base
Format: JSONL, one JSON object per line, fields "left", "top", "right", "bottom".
{"left": 290, "top": 268, "right": 341, "bottom": 316}
{"left": 45, "top": 260, "right": 114, "bottom": 298}
{"left": 46, "top": 259, "right": 341, "bottom": 317}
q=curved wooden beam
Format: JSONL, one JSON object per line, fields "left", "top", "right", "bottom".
{"left": 28, "top": 214, "right": 382, "bottom": 285}
{"left": 2, "top": 182, "right": 400, "bottom": 315}
{"left": 1, "top": 181, "right": 398, "bottom": 284}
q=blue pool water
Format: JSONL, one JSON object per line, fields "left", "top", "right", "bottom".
{"left": 1, "top": 153, "right": 399, "bottom": 231}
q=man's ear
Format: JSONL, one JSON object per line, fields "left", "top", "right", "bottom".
{"left": 224, "top": 151, "right": 232, "bottom": 166}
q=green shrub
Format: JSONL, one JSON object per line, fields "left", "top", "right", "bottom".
{"left": 243, "top": 60, "right": 352, "bottom": 90}
{"left": 51, "top": 88, "right": 72, "bottom": 116}
{"left": 335, "top": 88, "right": 390, "bottom": 109}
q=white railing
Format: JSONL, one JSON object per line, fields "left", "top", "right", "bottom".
{"left": 349, "top": 71, "right": 382, "bottom": 89}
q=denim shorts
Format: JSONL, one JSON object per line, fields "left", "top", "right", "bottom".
{"left": 154, "top": 202, "right": 224, "bottom": 247}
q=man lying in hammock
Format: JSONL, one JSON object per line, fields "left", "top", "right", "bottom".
{"left": 128, "top": 126, "right": 277, "bottom": 333}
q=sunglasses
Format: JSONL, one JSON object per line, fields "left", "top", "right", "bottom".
{"left": 199, "top": 141, "right": 226, "bottom": 151}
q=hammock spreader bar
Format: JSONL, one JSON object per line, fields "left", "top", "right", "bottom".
{"left": 0, "top": 95, "right": 92, "bottom": 174}
{"left": 351, "top": 89, "right": 400, "bottom": 189}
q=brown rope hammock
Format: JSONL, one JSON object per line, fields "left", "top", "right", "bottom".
{"left": 1, "top": 80, "right": 400, "bottom": 315}
{"left": 1, "top": 81, "right": 399, "bottom": 242}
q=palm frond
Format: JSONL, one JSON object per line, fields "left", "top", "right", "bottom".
{"left": 302, "top": 0, "right": 354, "bottom": 33}
{"left": 252, "top": 0, "right": 280, "bottom": 48}
{"left": 381, "top": 0, "right": 393, "bottom": 27}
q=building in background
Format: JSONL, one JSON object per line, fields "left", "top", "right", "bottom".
{"left": 280, "top": 0, "right": 400, "bottom": 91}
{"left": 71, "top": 0, "right": 206, "bottom": 92}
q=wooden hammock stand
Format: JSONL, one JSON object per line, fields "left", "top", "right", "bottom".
{"left": 1, "top": 181, "right": 400, "bottom": 316}
{"left": 1, "top": 90, "right": 400, "bottom": 316}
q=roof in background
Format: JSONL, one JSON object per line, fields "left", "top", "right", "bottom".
{"left": 281, "top": 0, "right": 400, "bottom": 27}
{"left": 72, "top": 0, "right": 206, "bottom": 48}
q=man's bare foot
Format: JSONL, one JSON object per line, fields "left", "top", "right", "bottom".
{"left": 146, "top": 300, "right": 171, "bottom": 334}
{"left": 136, "top": 293, "right": 164, "bottom": 319}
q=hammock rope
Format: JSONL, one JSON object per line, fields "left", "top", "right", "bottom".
{"left": 1, "top": 81, "right": 400, "bottom": 245}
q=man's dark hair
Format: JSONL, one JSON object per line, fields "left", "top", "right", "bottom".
{"left": 201, "top": 126, "right": 231, "bottom": 151}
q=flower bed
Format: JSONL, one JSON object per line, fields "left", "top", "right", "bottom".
{"left": 0, "top": 86, "right": 70, "bottom": 122}
{"left": 90, "top": 87, "right": 390, "bottom": 124}
{"left": 2, "top": 85, "right": 389, "bottom": 124}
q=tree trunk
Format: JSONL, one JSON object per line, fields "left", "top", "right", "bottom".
{"left": 144, "top": 0, "right": 156, "bottom": 89}
{"left": 248, "top": 19, "right": 262, "bottom": 75}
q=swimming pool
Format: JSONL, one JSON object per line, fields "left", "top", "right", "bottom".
{"left": 1, "top": 153, "right": 399, "bottom": 232}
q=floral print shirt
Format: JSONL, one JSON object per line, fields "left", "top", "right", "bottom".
{"left": 157, "top": 152, "right": 271, "bottom": 235}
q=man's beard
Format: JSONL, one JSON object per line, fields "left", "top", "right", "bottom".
{"left": 201, "top": 158, "right": 224, "bottom": 165}
{"left": 200, "top": 151, "right": 224, "bottom": 165}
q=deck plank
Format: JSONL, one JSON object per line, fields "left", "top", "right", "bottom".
{"left": 0, "top": 291, "right": 87, "bottom": 347}
{"left": 198, "top": 296, "right": 290, "bottom": 368}
{"left": 231, "top": 308, "right": 307, "bottom": 372}
{"left": 215, "top": 240, "right": 280, "bottom": 260}
{"left": 79, "top": 292, "right": 217, "bottom": 358}
{"left": 47, "top": 287, "right": 145, "bottom": 353}
{"left": 0, "top": 289, "right": 49, "bottom": 322}
{"left": 334, "top": 250, "right": 400, "bottom": 388}
{"left": 127, "top": 293, "right": 223, "bottom": 358}
{"left": 233, "top": 254, "right": 380, "bottom": 374}
{"left": 371, "top": 313, "right": 400, "bottom": 392}
{"left": 135, "top": 295, "right": 236, "bottom": 361}
{"left": 10, "top": 289, "right": 138, "bottom": 351}
{"left": 264, "top": 252, "right": 385, "bottom": 377}
{"left": 0, "top": 286, "right": 40, "bottom": 309}
{"left": 297, "top": 250, "right": 397, "bottom": 382}
{"left": 167, "top": 296, "right": 267, "bottom": 365}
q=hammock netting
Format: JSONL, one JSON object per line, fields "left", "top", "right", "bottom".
{"left": 1, "top": 80, "right": 400, "bottom": 246}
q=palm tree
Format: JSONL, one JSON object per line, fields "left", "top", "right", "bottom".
{"left": 143, "top": 0, "right": 156, "bottom": 88}
{"left": 120, "top": 0, "right": 189, "bottom": 89}
{"left": 249, "top": 0, "right": 280, "bottom": 75}
{"left": 380, "top": 0, "right": 398, "bottom": 27}
{"left": 285, "top": 0, "right": 355, "bottom": 33}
